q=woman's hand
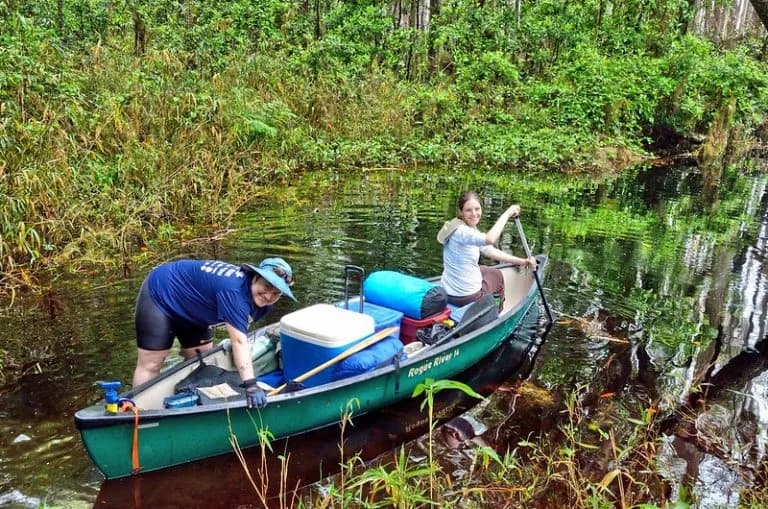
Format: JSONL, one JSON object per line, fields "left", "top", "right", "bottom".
{"left": 525, "top": 256, "right": 538, "bottom": 269}
{"left": 488, "top": 204, "right": 522, "bottom": 245}
{"left": 505, "top": 205, "right": 521, "bottom": 218}
{"left": 241, "top": 378, "right": 268, "bottom": 409}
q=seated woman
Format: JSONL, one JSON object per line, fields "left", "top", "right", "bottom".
{"left": 438, "top": 191, "right": 537, "bottom": 309}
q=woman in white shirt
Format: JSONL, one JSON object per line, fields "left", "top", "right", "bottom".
{"left": 438, "top": 192, "right": 537, "bottom": 308}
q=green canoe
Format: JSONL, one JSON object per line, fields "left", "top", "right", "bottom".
{"left": 75, "top": 259, "right": 549, "bottom": 479}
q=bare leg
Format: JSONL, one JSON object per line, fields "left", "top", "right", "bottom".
{"left": 133, "top": 348, "right": 170, "bottom": 387}
{"left": 179, "top": 342, "right": 213, "bottom": 360}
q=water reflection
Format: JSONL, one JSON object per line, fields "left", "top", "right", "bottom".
{"left": 1, "top": 163, "right": 767, "bottom": 507}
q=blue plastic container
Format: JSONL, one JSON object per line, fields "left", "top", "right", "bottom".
{"left": 336, "top": 297, "right": 403, "bottom": 338}
{"left": 163, "top": 392, "right": 200, "bottom": 409}
{"left": 280, "top": 304, "right": 375, "bottom": 387}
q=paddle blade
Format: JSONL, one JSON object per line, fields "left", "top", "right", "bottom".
{"left": 456, "top": 294, "right": 499, "bottom": 336}
{"left": 433, "top": 295, "right": 499, "bottom": 348}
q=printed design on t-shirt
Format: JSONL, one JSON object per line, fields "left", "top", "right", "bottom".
{"left": 200, "top": 260, "right": 245, "bottom": 278}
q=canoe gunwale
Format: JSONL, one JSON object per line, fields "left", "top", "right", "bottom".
{"left": 75, "top": 258, "right": 545, "bottom": 429}
{"left": 75, "top": 257, "right": 548, "bottom": 479}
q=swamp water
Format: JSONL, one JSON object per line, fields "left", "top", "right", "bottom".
{"left": 1, "top": 161, "right": 767, "bottom": 507}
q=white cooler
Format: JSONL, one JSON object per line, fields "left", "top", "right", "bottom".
{"left": 280, "top": 304, "right": 375, "bottom": 387}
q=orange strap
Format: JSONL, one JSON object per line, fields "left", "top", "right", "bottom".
{"left": 119, "top": 400, "right": 141, "bottom": 473}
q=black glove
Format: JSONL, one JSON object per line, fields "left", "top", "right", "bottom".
{"left": 241, "top": 378, "right": 267, "bottom": 409}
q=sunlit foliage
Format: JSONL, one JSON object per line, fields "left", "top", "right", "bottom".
{"left": 1, "top": 0, "right": 767, "bottom": 289}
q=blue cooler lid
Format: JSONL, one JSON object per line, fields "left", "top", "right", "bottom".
{"left": 280, "top": 304, "right": 375, "bottom": 346}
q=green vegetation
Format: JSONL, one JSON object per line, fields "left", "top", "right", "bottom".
{"left": 2, "top": 0, "right": 767, "bottom": 292}
{"left": 232, "top": 378, "right": 706, "bottom": 507}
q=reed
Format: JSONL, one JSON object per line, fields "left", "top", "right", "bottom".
{"left": 336, "top": 399, "right": 361, "bottom": 504}
{"left": 228, "top": 406, "right": 301, "bottom": 509}
{"left": 0, "top": 40, "right": 421, "bottom": 295}
{"left": 323, "top": 388, "right": 683, "bottom": 507}
{"left": 412, "top": 378, "right": 484, "bottom": 500}
{"left": 227, "top": 378, "right": 768, "bottom": 507}
{"left": 741, "top": 464, "right": 768, "bottom": 509}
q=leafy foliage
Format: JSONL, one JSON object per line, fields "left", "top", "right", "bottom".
{"left": 1, "top": 0, "right": 767, "bottom": 287}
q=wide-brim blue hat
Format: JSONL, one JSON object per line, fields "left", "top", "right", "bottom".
{"left": 241, "top": 257, "right": 296, "bottom": 301}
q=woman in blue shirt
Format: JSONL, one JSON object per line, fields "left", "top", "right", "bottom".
{"left": 438, "top": 192, "right": 536, "bottom": 309}
{"left": 132, "top": 257, "right": 296, "bottom": 408}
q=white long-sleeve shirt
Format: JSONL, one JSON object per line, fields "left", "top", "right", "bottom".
{"left": 440, "top": 224, "right": 504, "bottom": 297}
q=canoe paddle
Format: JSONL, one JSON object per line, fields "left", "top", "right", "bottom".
{"left": 431, "top": 294, "right": 499, "bottom": 348}
{"left": 514, "top": 217, "right": 554, "bottom": 326}
{"left": 267, "top": 326, "right": 399, "bottom": 396}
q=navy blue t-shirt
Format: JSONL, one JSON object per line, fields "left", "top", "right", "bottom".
{"left": 147, "top": 260, "right": 270, "bottom": 334}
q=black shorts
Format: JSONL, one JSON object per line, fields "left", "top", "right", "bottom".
{"left": 134, "top": 278, "right": 213, "bottom": 351}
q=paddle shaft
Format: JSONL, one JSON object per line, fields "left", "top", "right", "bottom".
{"left": 514, "top": 217, "right": 554, "bottom": 325}
{"left": 267, "top": 326, "right": 399, "bottom": 396}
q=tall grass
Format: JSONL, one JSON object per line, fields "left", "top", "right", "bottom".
{"left": 0, "top": 34, "right": 424, "bottom": 294}
{"left": 228, "top": 407, "right": 300, "bottom": 509}
{"left": 3, "top": 6, "right": 767, "bottom": 296}
{"left": 229, "top": 380, "right": 749, "bottom": 508}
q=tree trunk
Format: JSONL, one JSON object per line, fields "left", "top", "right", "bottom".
{"left": 105, "top": 0, "right": 114, "bottom": 38}
{"left": 417, "top": 0, "right": 430, "bottom": 29}
{"left": 751, "top": 0, "right": 768, "bottom": 31}
{"left": 401, "top": 0, "right": 407, "bottom": 28}
{"left": 595, "top": 0, "right": 604, "bottom": 35}
{"left": 314, "top": 0, "right": 323, "bottom": 39}
{"left": 428, "top": 0, "right": 441, "bottom": 72}
{"left": 762, "top": 35, "right": 768, "bottom": 60}
{"left": 56, "top": 0, "right": 64, "bottom": 36}
{"left": 133, "top": 7, "right": 146, "bottom": 56}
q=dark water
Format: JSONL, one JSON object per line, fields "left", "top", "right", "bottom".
{"left": 1, "top": 162, "right": 767, "bottom": 508}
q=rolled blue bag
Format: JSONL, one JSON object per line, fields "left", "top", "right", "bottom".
{"left": 335, "top": 335, "right": 404, "bottom": 378}
{"left": 363, "top": 271, "right": 447, "bottom": 320}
